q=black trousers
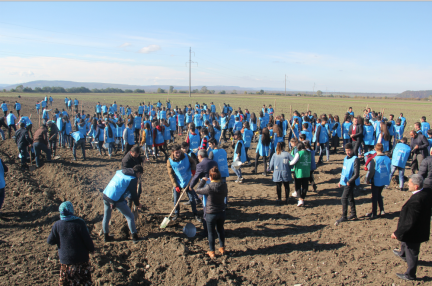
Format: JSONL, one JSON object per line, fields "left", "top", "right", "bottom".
{"left": 400, "top": 241, "right": 421, "bottom": 279}
{"left": 295, "top": 177, "right": 309, "bottom": 199}
{"left": 134, "top": 129, "right": 140, "bottom": 144}
{"left": 254, "top": 153, "right": 268, "bottom": 175}
{"left": 124, "top": 143, "right": 133, "bottom": 155}
{"left": 16, "top": 110, "right": 20, "bottom": 117}
{"left": 341, "top": 184, "right": 356, "bottom": 217}
{"left": 206, "top": 212, "right": 226, "bottom": 252}
{"left": 49, "top": 139, "right": 57, "bottom": 156}
{"left": 8, "top": 124, "right": 16, "bottom": 138}
{"left": 276, "top": 181, "right": 290, "bottom": 200}
{"left": 371, "top": 184, "right": 384, "bottom": 215}
{"left": 221, "top": 129, "right": 228, "bottom": 142}
{"left": 352, "top": 139, "right": 361, "bottom": 157}
{"left": 154, "top": 145, "right": 167, "bottom": 158}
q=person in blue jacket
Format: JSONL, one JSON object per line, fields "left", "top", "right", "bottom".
{"left": 315, "top": 116, "right": 330, "bottom": 164}
{"left": 389, "top": 138, "right": 411, "bottom": 191}
{"left": 366, "top": 143, "right": 391, "bottom": 219}
{"left": 14, "top": 101, "right": 21, "bottom": 117}
{"left": 231, "top": 131, "right": 246, "bottom": 183}
{"left": 71, "top": 130, "right": 86, "bottom": 161}
{"left": 102, "top": 165, "right": 144, "bottom": 243}
{"left": 242, "top": 122, "right": 253, "bottom": 165}
{"left": 335, "top": 142, "right": 360, "bottom": 226}
{"left": 254, "top": 128, "right": 271, "bottom": 176}
{"left": 104, "top": 120, "right": 116, "bottom": 158}
{"left": 269, "top": 141, "right": 293, "bottom": 205}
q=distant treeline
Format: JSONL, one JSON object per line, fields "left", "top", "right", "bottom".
{"left": 5, "top": 85, "right": 146, "bottom": 94}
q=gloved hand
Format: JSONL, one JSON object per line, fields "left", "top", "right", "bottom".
{"left": 175, "top": 186, "right": 181, "bottom": 193}
{"left": 191, "top": 170, "right": 196, "bottom": 176}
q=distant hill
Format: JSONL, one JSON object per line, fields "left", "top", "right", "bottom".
{"left": 2, "top": 80, "right": 290, "bottom": 93}
{"left": 397, "top": 90, "right": 432, "bottom": 99}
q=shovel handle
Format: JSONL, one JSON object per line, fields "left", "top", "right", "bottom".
{"left": 167, "top": 178, "right": 193, "bottom": 219}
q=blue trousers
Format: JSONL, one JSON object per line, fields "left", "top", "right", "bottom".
{"left": 390, "top": 165, "right": 405, "bottom": 189}
{"left": 206, "top": 212, "right": 226, "bottom": 251}
{"left": 33, "top": 142, "right": 51, "bottom": 167}
{"left": 231, "top": 164, "right": 242, "bottom": 178}
{"left": 103, "top": 199, "right": 137, "bottom": 235}
{"left": 172, "top": 187, "right": 197, "bottom": 215}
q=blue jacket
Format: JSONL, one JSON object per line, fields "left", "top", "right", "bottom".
{"left": 269, "top": 151, "right": 294, "bottom": 182}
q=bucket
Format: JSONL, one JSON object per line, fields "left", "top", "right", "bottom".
{"left": 232, "top": 161, "right": 243, "bottom": 170}
{"left": 183, "top": 223, "right": 196, "bottom": 238}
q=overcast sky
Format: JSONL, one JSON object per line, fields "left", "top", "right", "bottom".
{"left": 0, "top": 2, "right": 431, "bottom": 93}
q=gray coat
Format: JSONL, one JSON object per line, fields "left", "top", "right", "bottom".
{"left": 269, "top": 151, "right": 294, "bottom": 182}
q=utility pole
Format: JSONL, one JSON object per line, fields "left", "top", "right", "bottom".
{"left": 187, "top": 47, "right": 197, "bottom": 98}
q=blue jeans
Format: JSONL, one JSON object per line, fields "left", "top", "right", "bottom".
{"left": 315, "top": 141, "right": 330, "bottom": 162}
{"left": 172, "top": 187, "right": 197, "bottom": 215}
{"left": 33, "top": 142, "right": 51, "bottom": 167}
{"left": 18, "top": 147, "right": 29, "bottom": 166}
{"left": 231, "top": 164, "right": 242, "bottom": 178}
{"left": 107, "top": 142, "right": 114, "bottom": 155}
{"left": 103, "top": 199, "right": 137, "bottom": 234}
{"left": 97, "top": 140, "right": 104, "bottom": 153}
{"left": 0, "top": 128, "right": 5, "bottom": 140}
{"left": 390, "top": 165, "right": 405, "bottom": 188}
{"left": 73, "top": 139, "right": 86, "bottom": 159}
{"left": 206, "top": 212, "right": 226, "bottom": 251}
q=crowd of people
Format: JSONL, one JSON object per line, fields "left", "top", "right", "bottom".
{"left": 0, "top": 96, "right": 431, "bottom": 283}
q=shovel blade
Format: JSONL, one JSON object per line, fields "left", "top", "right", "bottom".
{"left": 160, "top": 217, "right": 170, "bottom": 229}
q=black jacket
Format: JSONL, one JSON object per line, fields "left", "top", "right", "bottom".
{"left": 410, "top": 134, "right": 429, "bottom": 158}
{"left": 348, "top": 124, "right": 363, "bottom": 142}
{"left": 47, "top": 219, "right": 94, "bottom": 265}
{"left": 121, "top": 152, "right": 144, "bottom": 170}
{"left": 15, "top": 128, "right": 32, "bottom": 149}
{"left": 394, "top": 188, "right": 432, "bottom": 243}
{"left": 419, "top": 156, "right": 432, "bottom": 188}
{"left": 190, "top": 158, "right": 218, "bottom": 189}
{"left": 195, "top": 179, "right": 228, "bottom": 214}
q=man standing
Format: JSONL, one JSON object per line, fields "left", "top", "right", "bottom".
{"left": 14, "top": 101, "right": 21, "bottom": 117}
{"left": 49, "top": 96, "right": 53, "bottom": 106}
{"left": 166, "top": 144, "right": 199, "bottom": 221}
{"left": 15, "top": 122, "right": 33, "bottom": 170}
{"left": 389, "top": 138, "right": 411, "bottom": 191}
{"left": 6, "top": 111, "right": 17, "bottom": 139}
{"left": 335, "top": 143, "right": 359, "bottom": 226}
{"left": 102, "top": 165, "right": 144, "bottom": 243}
{"left": 391, "top": 175, "right": 432, "bottom": 281}
{"left": 410, "top": 130, "right": 428, "bottom": 174}
{"left": 71, "top": 130, "right": 86, "bottom": 161}
{"left": 231, "top": 131, "right": 246, "bottom": 183}
{"left": 1, "top": 101, "right": 8, "bottom": 117}
{"left": 315, "top": 115, "right": 330, "bottom": 164}
{"left": 418, "top": 147, "right": 432, "bottom": 189}
{"left": 348, "top": 117, "right": 363, "bottom": 157}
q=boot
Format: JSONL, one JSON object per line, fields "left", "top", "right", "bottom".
{"left": 218, "top": 247, "right": 226, "bottom": 255}
{"left": 104, "top": 233, "right": 113, "bottom": 242}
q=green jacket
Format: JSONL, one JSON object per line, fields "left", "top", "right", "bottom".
{"left": 294, "top": 150, "right": 311, "bottom": 179}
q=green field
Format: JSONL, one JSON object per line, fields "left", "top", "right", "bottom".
{"left": 1, "top": 92, "right": 429, "bottom": 136}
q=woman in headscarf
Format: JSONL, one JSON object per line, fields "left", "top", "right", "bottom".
{"left": 47, "top": 201, "right": 94, "bottom": 286}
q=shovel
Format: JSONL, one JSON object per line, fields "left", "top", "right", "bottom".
{"left": 29, "top": 147, "right": 36, "bottom": 171}
{"left": 160, "top": 179, "right": 192, "bottom": 229}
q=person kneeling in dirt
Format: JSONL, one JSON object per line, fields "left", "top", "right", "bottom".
{"left": 47, "top": 201, "right": 95, "bottom": 285}
{"left": 102, "top": 165, "right": 144, "bottom": 243}
{"left": 33, "top": 124, "right": 51, "bottom": 168}
{"left": 195, "top": 166, "right": 228, "bottom": 258}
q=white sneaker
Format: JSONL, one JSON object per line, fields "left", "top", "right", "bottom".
{"left": 292, "top": 191, "right": 298, "bottom": 197}
{"left": 239, "top": 177, "right": 244, "bottom": 183}
{"left": 297, "top": 200, "right": 304, "bottom": 207}
{"left": 235, "top": 179, "right": 240, "bottom": 183}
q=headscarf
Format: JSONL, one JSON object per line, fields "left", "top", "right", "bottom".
{"left": 59, "top": 201, "right": 81, "bottom": 221}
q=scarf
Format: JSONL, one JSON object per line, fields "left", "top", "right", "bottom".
{"left": 59, "top": 201, "right": 81, "bottom": 221}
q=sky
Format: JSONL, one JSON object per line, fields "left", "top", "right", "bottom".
{"left": 0, "top": 2, "right": 431, "bottom": 93}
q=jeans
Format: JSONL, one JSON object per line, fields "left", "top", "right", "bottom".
{"left": 115, "top": 138, "right": 124, "bottom": 152}
{"left": 371, "top": 183, "right": 384, "bottom": 215}
{"left": 390, "top": 165, "right": 405, "bottom": 188}
{"left": 73, "top": 139, "right": 86, "bottom": 159}
{"left": 34, "top": 142, "right": 51, "bottom": 167}
{"left": 0, "top": 128, "right": 5, "bottom": 140}
{"left": 400, "top": 241, "right": 421, "bottom": 279}
{"left": 143, "top": 144, "right": 152, "bottom": 159}
{"left": 254, "top": 153, "right": 268, "bottom": 175}
{"left": 316, "top": 141, "right": 330, "bottom": 162}
{"left": 107, "top": 142, "right": 114, "bottom": 155}
{"left": 103, "top": 199, "right": 137, "bottom": 235}
{"left": 231, "top": 164, "right": 242, "bottom": 179}
{"left": 172, "top": 187, "right": 197, "bottom": 215}
{"left": 341, "top": 184, "right": 356, "bottom": 217}
{"left": 49, "top": 139, "right": 57, "bottom": 156}
{"left": 97, "top": 140, "right": 105, "bottom": 154}
{"left": 206, "top": 212, "right": 226, "bottom": 251}
{"left": 18, "top": 147, "right": 29, "bottom": 166}
{"left": 342, "top": 138, "right": 351, "bottom": 147}
{"left": 0, "top": 188, "right": 4, "bottom": 210}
